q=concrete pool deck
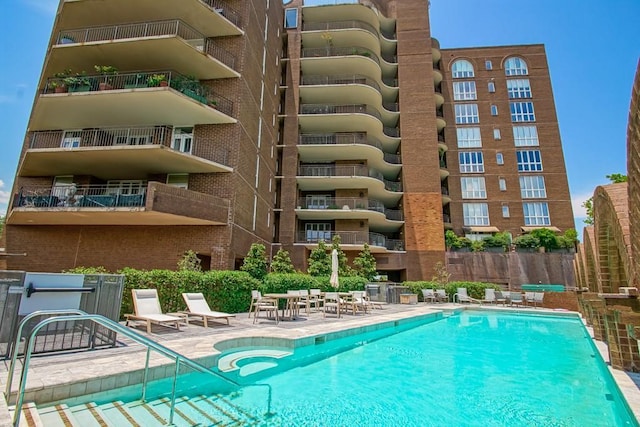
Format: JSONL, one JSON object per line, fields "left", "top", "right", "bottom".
{"left": 1, "top": 303, "right": 639, "bottom": 425}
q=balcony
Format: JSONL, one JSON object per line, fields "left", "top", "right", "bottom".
{"left": 301, "top": 74, "right": 398, "bottom": 106}
{"left": 436, "top": 106, "right": 446, "bottom": 131}
{"left": 301, "top": 46, "right": 397, "bottom": 77}
{"left": 437, "top": 133, "right": 447, "bottom": 152}
{"left": 295, "top": 196, "right": 403, "bottom": 231}
{"left": 31, "top": 71, "right": 235, "bottom": 131}
{"left": 302, "top": 19, "right": 397, "bottom": 56}
{"left": 301, "top": 2, "right": 396, "bottom": 38}
{"left": 19, "top": 127, "right": 231, "bottom": 179}
{"left": 58, "top": 0, "right": 243, "bottom": 36}
{"left": 297, "top": 164, "right": 402, "bottom": 204}
{"left": 441, "top": 186, "right": 451, "bottom": 205}
{"left": 295, "top": 230, "right": 404, "bottom": 252}
{"left": 299, "top": 104, "right": 399, "bottom": 137}
{"left": 434, "top": 84, "right": 444, "bottom": 107}
{"left": 298, "top": 133, "right": 400, "bottom": 175}
{"left": 8, "top": 182, "right": 229, "bottom": 226}
{"left": 48, "top": 20, "right": 239, "bottom": 80}
{"left": 432, "top": 37, "right": 441, "bottom": 63}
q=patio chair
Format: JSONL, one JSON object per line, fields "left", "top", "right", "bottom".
{"left": 309, "top": 288, "right": 324, "bottom": 311}
{"left": 496, "top": 290, "right": 509, "bottom": 305}
{"left": 125, "top": 289, "right": 182, "bottom": 333}
{"left": 435, "top": 289, "right": 449, "bottom": 303}
{"left": 288, "top": 289, "right": 310, "bottom": 316}
{"left": 250, "top": 290, "right": 279, "bottom": 324}
{"left": 363, "top": 290, "right": 385, "bottom": 309}
{"left": 343, "top": 291, "right": 367, "bottom": 315}
{"left": 323, "top": 292, "right": 341, "bottom": 318}
{"left": 454, "top": 288, "right": 480, "bottom": 304}
{"left": 422, "top": 289, "right": 437, "bottom": 304}
{"left": 481, "top": 288, "right": 497, "bottom": 304}
{"left": 509, "top": 292, "right": 524, "bottom": 307}
{"left": 181, "top": 293, "right": 235, "bottom": 327}
{"left": 532, "top": 292, "right": 544, "bottom": 308}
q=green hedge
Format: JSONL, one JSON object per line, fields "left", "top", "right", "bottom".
{"left": 261, "top": 273, "right": 367, "bottom": 293}
{"left": 402, "top": 280, "right": 501, "bottom": 301}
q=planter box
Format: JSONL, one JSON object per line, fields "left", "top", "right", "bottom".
{"left": 515, "top": 247, "right": 537, "bottom": 253}
{"left": 400, "top": 294, "right": 418, "bottom": 304}
{"left": 69, "top": 85, "right": 91, "bottom": 93}
{"left": 485, "top": 247, "right": 505, "bottom": 253}
{"left": 451, "top": 247, "right": 470, "bottom": 252}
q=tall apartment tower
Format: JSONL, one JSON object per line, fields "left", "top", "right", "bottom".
{"left": 277, "top": 0, "right": 573, "bottom": 281}
{"left": 4, "top": 0, "right": 574, "bottom": 280}
{"left": 4, "top": 1, "right": 284, "bottom": 271}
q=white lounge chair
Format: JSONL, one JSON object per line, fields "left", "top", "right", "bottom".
{"left": 454, "top": 288, "right": 480, "bottom": 304}
{"left": 481, "top": 288, "right": 496, "bottom": 304}
{"left": 435, "top": 289, "right": 449, "bottom": 303}
{"left": 181, "top": 293, "right": 235, "bottom": 327}
{"left": 125, "top": 289, "right": 182, "bottom": 333}
{"left": 422, "top": 289, "right": 437, "bottom": 303}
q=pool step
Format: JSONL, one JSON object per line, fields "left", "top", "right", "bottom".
{"left": 25, "top": 392, "right": 262, "bottom": 427}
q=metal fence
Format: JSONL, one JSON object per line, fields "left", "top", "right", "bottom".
{"left": 0, "top": 272, "right": 125, "bottom": 359}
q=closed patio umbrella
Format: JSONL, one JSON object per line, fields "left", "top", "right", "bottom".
{"left": 330, "top": 248, "right": 339, "bottom": 289}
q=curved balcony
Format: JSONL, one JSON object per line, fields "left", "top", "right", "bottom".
{"left": 302, "top": 19, "right": 397, "bottom": 57}
{"left": 443, "top": 213, "right": 453, "bottom": 229}
{"left": 300, "top": 104, "right": 399, "bottom": 135}
{"left": 439, "top": 158, "right": 449, "bottom": 180}
{"left": 438, "top": 134, "right": 447, "bottom": 152}
{"left": 295, "top": 197, "right": 403, "bottom": 231}
{"left": 436, "top": 107, "right": 447, "bottom": 131}
{"left": 441, "top": 187, "right": 451, "bottom": 205}
{"left": 49, "top": 20, "right": 239, "bottom": 80}
{"left": 301, "top": 46, "right": 397, "bottom": 78}
{"left": 300, "top": 76, "right": 399, "bottom": 122}
{"left": 301, "top": 2, "right": 396, "bottom": 39}
{"left": 32, "top": 71, "right": 235, "bottom": 131}
{"left": 58, "top": 0, "right": 243, "bottom": 36}
{"left": 8, "top": 182, "right": 229, "bottom": 226}
{"left": 432, "top": 38, "right": 441, "bottom": 63}
{"left": 433, "top": 68, "right": 443, "bottom": 85}
{"left": 19, "top": 127, "right": 231, "bottom": 179}
{"left": 295, "top": 230, "right": 404, "bottom": 252}
{"left": 299, "top": 133, "right": 400, "bottom": 176}
{"left": 434, "top": 84, "right": 444, "bottom": 107}
{"left": 297, "top": 164, "right": 402, "bottom": 204}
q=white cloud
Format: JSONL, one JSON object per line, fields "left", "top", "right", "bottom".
{"left": 22, "top": 0, "right": 57, "bottom": 15}
{"left": 571, "top": 191, "right": 592, "bottom": 218}
{"left": 0, "top": 180, "right": 9, "bottom": 216}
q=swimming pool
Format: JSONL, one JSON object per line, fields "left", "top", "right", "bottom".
{"left": 46, "top": 310, "right": 638, "bottom": 426}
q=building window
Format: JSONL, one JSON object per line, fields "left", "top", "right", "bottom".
{"left": 485, "top": 60, "right": 493, "bottom": 70}
{"left": 455, "top": 104, "right": 479, "bottom": 124}
{"left": 460, "top": 177, "right": 487, "bottom": 199}
{"left": 463, "top": 203, "right": 490, "bottom": 226}
{"left": 493, "top": 128, "right": 501, "bottom": 140}
{"left": 507, "top": 79, "right": 532, "bottom": 98}
{"left": 452, "top": 59, "right": 475, "bottom": 78}
{"left": 167, "top": 174, "right": 189, "bottom": 189}
{"left": 502, "top": 204, "right": 510, "bottom": 218}
{"left": 172, "top": 128, "right": 193, "bottom": 153}
{"left": 519, "top": 176, "right": 547, "bottom": 198}
{"left": 505, "top": 57, "right": 529, "bottom": 76}
{"left": 305, "top": 194, "right": 331, "bottom": 209}
{"left": 513, "top": 126, "right": 539, "bottom": 146}
{"left": 459, "top": 151, "right": 484, "bottom": 173}
{"left": 510, "top": 102, "right": 535, "bottom": 122}
{"left": 523, "top": 202, "right": 550, "bottom": 225}
{"left": 61, "top": 131, "right": 81, "bottom": 148}
{"left": 488, "top": 81, "right": 496, "bottom": 93}
{"left": 453, "top": 81, "right": 477, "bottom": 100}
{"left": 305, "top": 222, "right": 332, "bottom": 241}
{"left": 284, "top": 8, "right": 298, "bottom": 28}
{"left": 456, "top": 127, "right": 482, "bottom": 148}
{"left": 517, "top": 150, "right": 543, "bottom": 171}
{"left": 499, "top": 177, "right": 507, "bottom": 191}
{"left": 490, "top": 105, "right": 498, "bottom": 116}
{"left": 496, "top": 152, "right": 504, "bottom": 165}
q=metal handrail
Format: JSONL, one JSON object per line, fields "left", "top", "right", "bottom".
{"left": 9, "top": 313, "right": 272, "bottom": 426}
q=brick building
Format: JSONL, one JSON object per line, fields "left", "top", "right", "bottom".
{"left": 3, "top": 0, "right": 574, "bottom": 280}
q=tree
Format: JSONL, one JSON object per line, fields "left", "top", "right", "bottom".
{"left": 582, "top": 173, "right": 627, "bottom": 225}
{"left": 240, "top": 243, "right": 268, "bottom": 280}
{"left": 270, "top": 248, "right": 295, "bottom": 274}
{"left": 431, "top": 261, "right": 451, "bottom": 286}
{"left": 331, "top": 235, "right": 352, "bottom": 276}
{"left": 177, "top": 250, "right": 202, "bottom": 272}
{"left": 352, "top": 243, "right": 377, "bottom": 280}
{"left": 530, "top": 228, "right": 558, "bottom": 250}
{"left": 307, "top": 240, "right": 331, "bottom": 276}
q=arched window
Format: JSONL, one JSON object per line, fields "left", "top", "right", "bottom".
{"left": 505, "top": 57, "right": 529, "bottom": 76}
{"left": 451, "top": 59, "right": 475, "bottom": 78}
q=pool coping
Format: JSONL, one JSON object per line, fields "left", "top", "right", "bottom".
{"left": 1, "top": 304, "right": 639, "bottom": 426}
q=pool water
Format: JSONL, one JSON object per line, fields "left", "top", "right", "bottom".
{"left": 232, "top": 311, "right": 637, "bottom": 426}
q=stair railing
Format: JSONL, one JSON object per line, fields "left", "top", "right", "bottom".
{"left": 8, "top": 312, "right": 273, "bottom": 427}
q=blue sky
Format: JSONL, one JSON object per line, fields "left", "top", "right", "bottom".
{"left": 0, "top": 0, "right": 639, "bottom": 234}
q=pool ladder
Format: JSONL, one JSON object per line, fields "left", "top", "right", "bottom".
{"left": 5, "top": 310, "right": 273, "bottom": 427}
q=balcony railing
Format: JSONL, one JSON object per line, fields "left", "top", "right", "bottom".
{"left": 296, "top": 230, "right": 404, "bottom": 250}
{"left": 443, "top": 213, "right": 451, "bottom": 223}
{"left": 383, "top": 77, "right": 398, "bottom": 88}
{"left": 56, "top": 20, "right": 237, "bottom": 71}
{"left": 13, "top": 185, "right": 147, "bottom": 209}
{"left": 299, "top": 132, "right": 401, "bottom": 164}
{"left": 301, "top": 74, "right": 381, "bottom": 93}
{"left": 303, "top": 20, "right": 379, "bottom": 39}
{"left": 43, "top": 70, "right": 234, "bottom": 117}
{"left": 297, "top": 196, "right": 403, "bottom": 220}
{"left": 302, "top": 46, "right": 379, "bottom": 63}
{"left": 441, "top": 186, "right": 449, "bottom": 196}
{"left": 201, "top": 0, "right": 243, "bottom": 28}
{"left": 299, "top": 104, "right": 399, "bottom": 137}
{"left": 27, "top": 127, "right": 230, "bottom": 165}
{"left": 298, "top": 164, "right": 402, "bottom": 192}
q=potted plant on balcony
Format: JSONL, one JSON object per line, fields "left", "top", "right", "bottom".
{"left": 50, "top": 69, "right": 72, "bottom": 93}
{"left": 146, "top": 73, "right": 168, "bottom": 87}
{"left": 65, "top": 71, "right": 91, "bottom": 92}
{"left": 94, "top": 65, "right": 118, "bottom": 90}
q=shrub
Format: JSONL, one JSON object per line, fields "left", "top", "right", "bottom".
{"left": 63, "top": 266, "right": 110, "bottom": 274}
{"left": 403, "top": 280, "right": 499, "bottom": 301}
{"left": 530, "top": 228, "right": 558, "bottom": 250}
{"left": 262, "top": 273, "right": 318, "bottom": 293}
{"left": 314, "top": 275, "right": 367, "bottom": 292}
{"left": 240, "top": 243, "right": 268, "bottom": 280}
{"left": 470, "top": 240, "right": 485, "bottom": 252}
{"left": 270, "top": 248, "right": 295, "bottom": 274}
{"left": 513, "top": 234, "right": 540, "bottom": 249}
{"left": 308, "top": 241, "right": 331, "bottom": 276}
{"left": 177, "top": 250, "right": 202, "bottom": 272}
{"left": 445, "top": 230, "right": 459, "bottom": 249}
{"left": 352, "top": 243, "right": 377, "bottom": 280}
{"left": 483, "top": 232, "right": 511, "bottom": 248}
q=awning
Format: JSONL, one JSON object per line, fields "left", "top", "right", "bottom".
{"left": 463, "top": 226, "right": 500, "bottom": 233}
{"left": 521, "top": 226, "right": 561, "bottom": 233}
